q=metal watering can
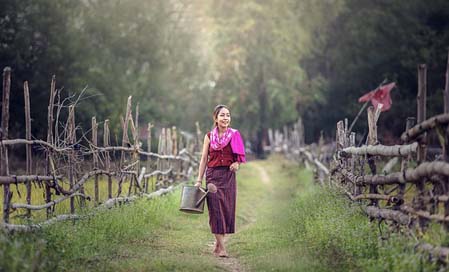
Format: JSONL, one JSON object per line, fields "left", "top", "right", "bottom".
{"left": 179, "top": 185, "right": 208, "bottom": 214}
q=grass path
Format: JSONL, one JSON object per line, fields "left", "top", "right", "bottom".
{"left": 95, "top": 156, "right": 287, "bottom": 271}
{"left": 53, "top": 155, "right": 302, "bottom": 271}
{"left": 2, "top": 155, "right": 438, "bottom": 271}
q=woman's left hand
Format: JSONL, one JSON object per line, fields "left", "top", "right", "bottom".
{"left": 230, "top": 162, "right": 240, "bottom": 172}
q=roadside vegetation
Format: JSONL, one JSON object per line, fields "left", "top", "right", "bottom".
{"left": 0, "top": 156, "right": 442, "bottom": 271}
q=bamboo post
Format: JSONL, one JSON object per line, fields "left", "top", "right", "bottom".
{"left": 67, "top": 105, "right": 76, "bottom": 213}
{"left": 367, "top": 106, "right": 379, "bottom": 207}
{"left": 45, "top": 75, "right": 56, "bottom": 218}
{"left": 147, "top": 123, "right": 153, "bottom": 154}
{"left": 417, "top": 64, "right": 428, "bottom": 230}
{"left": 417, "top": 64, "right": 427, "bottom": 163}
{"left": 444, "top": 51, "right": 449, "bottom": 230}
{"left": 1, "top": 67, "right": 11, "bottom": 223}
{"left": 104, "top": 120, "right": 112, "bottom": 199}
{"left": 118, "top": 97, "right": 132, "bottom": 197}
{"left": 166, "top": 128, "right": 172, "bottom": 173}
{"left": 92, "top": 117, "right": 99, "bottom": 205}
{"left": 349, "top": 132, "right": 359, "bottom": 196}
{"left": 172, "top": 126, "right": 178, "bottom": 156}
{"left": 399, "top": 118, "right": 415, "bottom": 203}
{"left": 133, "top": 103, "right": 140, "bottom": 177}
{"left": 156, "top": 129, "right": 163, "bottom": 184}
{"left": 444, "top": 49, "right": 449, "bottom": 114}
{"left": 24, "top": 81, "right": 32, "bottom": 217}
{"left": 129, "top": 104, "right": 140, "bottom": 194}
{"left": 120, "top": 96, "right": 132, "bottom": 169}
{"left": 172, "top": 126, "right": 180, "bottom": 178}
{"left": 443, "top": 50, "right": 449, "bottom": 161}
{"left": 336, "top": 120, "right": 345, "bottom": 151}
{"left": 159, "top": 128, "right": 166, "bottom": 168}
{"left": 146, "top": 122, "right": 153, "bottom": 193}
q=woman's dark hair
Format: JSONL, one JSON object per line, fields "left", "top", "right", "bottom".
{"left": 213, "top": 104, "right": 230, "bottom": 127}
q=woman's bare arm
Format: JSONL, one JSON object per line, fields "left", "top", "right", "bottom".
{"left": 195, "top": 134, "right": 210, "bottom": 186}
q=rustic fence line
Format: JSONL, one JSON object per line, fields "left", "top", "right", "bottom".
{"left": 268, "top": 52, "right": 449, "bottom": 263}
{"left": 0, "top": 67, "right": 200, "bottom": 232}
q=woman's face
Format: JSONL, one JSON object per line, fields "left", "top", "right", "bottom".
{"left": 215, "top": 108, "right": 231, "bottom": 129}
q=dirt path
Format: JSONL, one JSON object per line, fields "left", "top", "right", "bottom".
{"left": 211, "top": 161, "right": 272, "bottom": 272}
{"left": 252, "top": 163, "right": 270, "bottom": 185}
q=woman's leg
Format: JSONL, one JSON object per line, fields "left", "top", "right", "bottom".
{"left": 213, "top": 238, "right": 220, "bottom": 254}
{"left": 214, "top": 234, "right": 228, "bottom": 257}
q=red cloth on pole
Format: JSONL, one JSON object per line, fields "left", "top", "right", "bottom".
{"left": 358, "top": 82, "right": 396, "bottom": 112}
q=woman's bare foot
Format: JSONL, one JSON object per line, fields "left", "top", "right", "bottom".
{"left": 217, "top": 250, "right": 228, "bottom": 258}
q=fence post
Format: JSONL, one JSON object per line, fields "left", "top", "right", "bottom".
{"left": 417, "top": 64, "right": 427, "bottom": 163}
{"left": 24, "top": 81, "right": 32, "bottom": 217}
{"left": 92, "top": 117, "right": 99, "bottom": 205}
{"left": 399, "top": 118, "right": 415, "bottom": 204}
{"left": 367, "top": 106, "right": 379, "bottom": 207}
{"left": 1, "top": 67, "right": 11, "bottom": 223}
{"left": 444, "top": 49, "right": 449, "bottom": 114}
{"left": 45, "top": 75, "right": 56, "bottom": 218}
{"left": 146, "top": 122, "right": 153, "bottom": 193}
{"left": 443, "top": 51, "right": 449, "bottom": 230}
{"left": 104, "top": 120, "right": 112, "bottom": 199}
{"left": 67, "top": 105, "right": 76, "bottom": 213}
{"left": 416, "top": 64, "right": 428, "bottom": 230}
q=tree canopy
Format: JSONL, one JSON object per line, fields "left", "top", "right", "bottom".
{"left": 1, "top": 0, "right": 449, "bottom": 153}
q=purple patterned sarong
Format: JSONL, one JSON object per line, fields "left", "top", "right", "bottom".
{"left": 205, "top": 166, "right": 236, "bottom": 234}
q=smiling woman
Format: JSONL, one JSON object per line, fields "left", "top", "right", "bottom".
{"left": 194, "top": 104, "right": 246, "bottom": 258}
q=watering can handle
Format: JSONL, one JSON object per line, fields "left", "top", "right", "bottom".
{"left": 195, "top": 187, "right": 208, "bottom": 207}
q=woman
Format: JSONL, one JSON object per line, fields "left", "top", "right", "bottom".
{"left": 195, "top": 104, "right": 246, "bottom": 257}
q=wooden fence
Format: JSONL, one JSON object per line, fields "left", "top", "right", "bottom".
{"left": 269, "top": 53, "right": 449, "bottom": 263}
{"left": 0, "top": 67, "right": 200, "bottom": 232}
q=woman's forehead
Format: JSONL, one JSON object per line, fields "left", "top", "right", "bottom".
{"left": 218, "top": 108, "right": 230, "bottom": 114}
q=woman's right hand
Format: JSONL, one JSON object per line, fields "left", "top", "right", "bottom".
{"left": 194, "top": 181, "right": 202, "bottom": 187}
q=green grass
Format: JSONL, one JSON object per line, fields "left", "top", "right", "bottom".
{"left": 0, "top": 155, "right": 443, "bottom": 271}
{"left": 229, "top": 156, "right": 440, "bottom": 271}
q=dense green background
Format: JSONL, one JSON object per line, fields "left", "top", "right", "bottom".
{"left": 1, "top": 0, "right": 449, "bottom": 151}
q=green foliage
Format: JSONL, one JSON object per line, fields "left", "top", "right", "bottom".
{"left": 2, "top": 0, "right": 449, "bottom": 149}
{"left": 0, "top": 231, "right": 52, "bottom": 271}
{"left": 0, "top": 0, "right": 208, "bottom": 138}
{"left": 298, "top": 0, "right": 449, "bottom": 142}
{"left": 209, "top": 1, "right": 311, "bottom": 152}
